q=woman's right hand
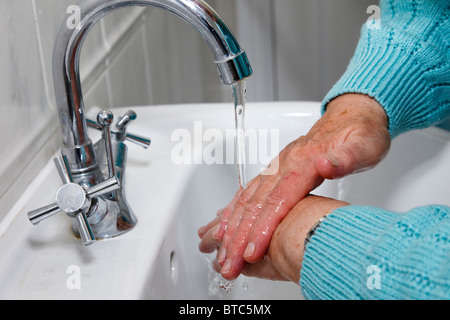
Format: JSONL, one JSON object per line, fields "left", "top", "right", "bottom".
{"left": 242, "top": 195, "right": 350, "bottom": 283}
{"left": 200, "top": 195, "right": 350, "bottom": 283}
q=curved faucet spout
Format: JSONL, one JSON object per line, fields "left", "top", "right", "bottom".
{"left": 52, "top": 0, "right": 252, "bottom": 172}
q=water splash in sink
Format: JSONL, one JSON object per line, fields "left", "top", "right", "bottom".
{"left": 206, "top": 256, "right": 233, "bottom": 297}
{"left": 205, "top": 256, "right": 254, "bottom": 298}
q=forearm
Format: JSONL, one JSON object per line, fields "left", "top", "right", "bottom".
{"left": 301, "top": 205, "right": 450, "bottom": 300}
{"left": 323, "top": 0, "right": 450, "bottom": 138}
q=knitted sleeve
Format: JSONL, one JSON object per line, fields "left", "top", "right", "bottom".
{"left": 300, "top": 205, "right": 450, "bottom": 300}
{"left": 322, "top": 0, "right": 450, "bottom": 138}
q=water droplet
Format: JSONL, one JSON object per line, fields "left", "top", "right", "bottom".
{"left": 219, "top": 279, "right": 234, "bottom": 294}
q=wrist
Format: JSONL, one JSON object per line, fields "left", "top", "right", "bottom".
{"left": 326, "top": 93, "right": 388, "bottom": 129}
{"left": 269, "top": 195, "right": 349, "bottom": 283}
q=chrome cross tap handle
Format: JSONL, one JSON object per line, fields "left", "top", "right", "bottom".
{"left": 97, "top": 111, "right": 117, "bottom": 182}
{"left": 86, "top": 109, "right": 151, "bottom": 149}
{"left": 116, "top": 110, "right": 137, "bottom": 130}
{"left": 28, "top": 155, "right": 120, "bottom": 246}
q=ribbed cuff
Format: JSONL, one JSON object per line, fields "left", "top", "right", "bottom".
{"left": 322, "top": 24, "right": 450, "bottom": 139}
{"left": 300, "top": 205, "right": 450, "bottom": 300}
{"left": 300, "top": 205, "right": 399, "bottom": 300}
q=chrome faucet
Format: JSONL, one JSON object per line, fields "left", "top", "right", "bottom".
{"left": 27, "top": 0, "right": 252, "bottom": 245}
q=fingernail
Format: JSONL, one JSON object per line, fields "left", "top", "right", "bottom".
{"left": 243, "top": 242, "right": 255, "bottom": 258}
{"left": 218, "top": 248, "right": 226, "bottom": 263}
{"left": 221, "top": 259, "right": 232, "bottom": 275}
{"left": 325, "top": 154, "right": 340, "bottom": 167}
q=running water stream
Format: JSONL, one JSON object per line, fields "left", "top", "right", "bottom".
{"left": 208, "top": 81, "right": 250, "bottom": 297}
{"left": 231, "top": 80, "right": 247, "bottom": 189}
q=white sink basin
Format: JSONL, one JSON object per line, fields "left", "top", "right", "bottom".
{"left": 1, "top": 102, "right": 449, "bottom": 300}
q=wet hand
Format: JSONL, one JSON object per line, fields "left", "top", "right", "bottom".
{"left": 199, "top": 93, "right": 390, "bottom": 280}
{"left": 200, "top": 195, "right": 349, "bottom": 282}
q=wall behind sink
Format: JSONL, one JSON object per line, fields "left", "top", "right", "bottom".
{"left": 1, "top": 0, "right": 448, "bottom": 223}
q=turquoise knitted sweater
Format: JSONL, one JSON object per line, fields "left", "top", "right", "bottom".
{"left": 301, "top": 0, "right": 450, "bottom": 299}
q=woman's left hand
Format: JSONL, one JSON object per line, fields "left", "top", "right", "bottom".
{"left": 199, "top": 195, "right": 349, "bottom": 282}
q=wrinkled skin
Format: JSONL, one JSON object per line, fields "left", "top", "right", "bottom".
{"left": 199, "top": 195, "right": 349, "bottom": 282}
{"left": 198, "top": 93, "right": 391, "bottom": 280}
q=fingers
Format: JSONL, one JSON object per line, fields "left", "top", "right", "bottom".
{"left": 198, "top": 187, "right": 244, "bottom": 244}
{"left": 198, "top": 223, "right": 221, "bottom": 253}
{"left": 216, "top": 184, "right": 248, "bottom": 243}
{"left": 198, "top": 213, "right": 222, "bottom": 239}
{"left": 220, "top": 169, "right": 317, "bottom": 280}
{"left": 315, "top": 96, "right": 391, "bottom": 180}
{"left": 315, "top": 132, "right": 390, "bottom": 179}
{"left": 217, "top": 176, "right": 264, "bottom": 261}
{"left": 242, "top": 171, "right": 312, "bottom": 264}
{"left": 218, "top": 173, "right": 283, "bottom": 279}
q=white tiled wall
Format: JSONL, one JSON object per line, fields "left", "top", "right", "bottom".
{"left": 0, "top": 0, "right": 384, "bottom": 220}
{"left": 0, "top": 2, "right": 149, "bottom": 219}
{"left": 0, "top": 0, "right": 61, "bottom": 218}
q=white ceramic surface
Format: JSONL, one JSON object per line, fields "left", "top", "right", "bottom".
{"left": 1, "top": 102, "right": 449, "bottom": 300}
